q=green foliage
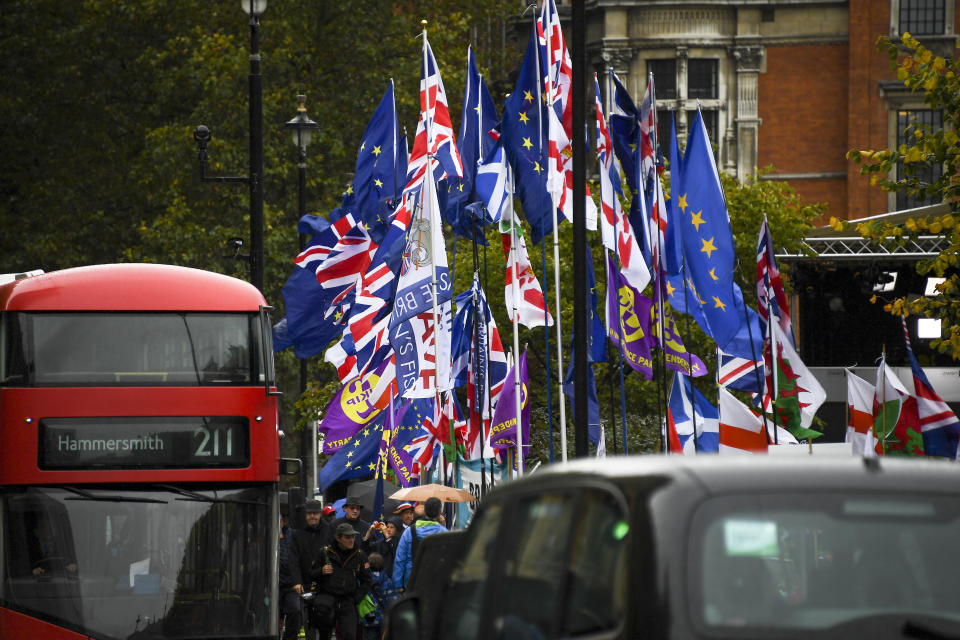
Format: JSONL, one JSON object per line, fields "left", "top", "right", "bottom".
{"left": 0, "top": 0, "right": 822, "bottom": 467}
{"left": 845, "top": 34, "right": 960, "bottom": 359}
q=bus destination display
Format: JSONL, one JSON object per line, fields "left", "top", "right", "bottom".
{"left": 39, "top": 417, "right": 250, "bottom": 469}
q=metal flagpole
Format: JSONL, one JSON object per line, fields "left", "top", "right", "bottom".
{"left": 539, "top": 1, "right": 568, "bottom": 461}
{"left": 509, "top": 207, "right": 525, "bottom": 474}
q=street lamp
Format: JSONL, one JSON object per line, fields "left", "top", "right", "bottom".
{"left": 193, "top": 0, "right": 267, "bottom": 292}
{"left": 284, "top": 94, "right": 320, "bottom": 496}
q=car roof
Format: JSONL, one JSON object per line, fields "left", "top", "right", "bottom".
{"left": 502, "top": 454, "right": 960, "bottom": 497}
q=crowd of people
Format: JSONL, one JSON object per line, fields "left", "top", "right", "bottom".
{"left": 278, "top": 495, "right": 448, "bottom": 640}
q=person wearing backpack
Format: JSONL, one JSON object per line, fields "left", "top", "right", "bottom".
{"left": 308, "top": 523, "right": 372, "bottom": 640}
{"left": 391, "top": 497, "right": 447, "bottom": 592}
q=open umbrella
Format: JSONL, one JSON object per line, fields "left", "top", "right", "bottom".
{"left": 389, "top": 483, "right": 477, "bottom": 503}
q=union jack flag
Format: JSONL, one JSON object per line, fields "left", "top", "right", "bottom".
{"left": 638, "top": 73, "right": 661, "bottom": 185}
{"left": 502, "top": 230, "right": 552, "bottom": 330}
{"left": 538, "top": 0, "right": 572, "bottom": 135}
{"left": 593, "top": 74, "right": 650, "bottom": 294}
{"left": 756, "top": 214, "right": 796, "bottom": 348}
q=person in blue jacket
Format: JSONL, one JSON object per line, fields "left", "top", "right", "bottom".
{"left": 391, "top": 497, "right": 447, "bottom": 591}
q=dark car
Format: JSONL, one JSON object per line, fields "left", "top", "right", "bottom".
{"left": 387, "top": 454, "right": 960, "bottom": 639}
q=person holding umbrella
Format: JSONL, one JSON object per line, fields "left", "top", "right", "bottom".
{"left": 392, "top": 497, "right": 447, "bottom": 592}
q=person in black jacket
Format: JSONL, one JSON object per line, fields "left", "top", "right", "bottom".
{"left": 290, "top": 500, "right": 328, "bottom": 640}
{"left": 325, "top": 497, "right": 369, "bottom": 548}
{"left": 278, "top": 502, "right": 301, "bottom": 640}
{"left": 311, "top": 523, "right": 372, "bottom": 640}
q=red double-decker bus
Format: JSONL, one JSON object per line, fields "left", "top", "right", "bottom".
{"left": 0, "top": 264, "right": 282, "bottom": 640}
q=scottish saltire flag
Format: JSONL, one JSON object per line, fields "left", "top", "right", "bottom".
{"left": 902, "top": 316, "right": 960, "bottom": 458}
{"left": 760, "top": 320, "right": 825, "bottom": 442}
{"left": 331, "top": 81, "right": 403, "bottom": 238}
{"left": 594, "top": 75, "right": 650, "bottom": 294}
{"left": 502, "top": 228, "right": 552, "bottom": 329}
{"left": 676, "top": 109, "right": 747, "bottom": 349}
{"left": 490, "top": 349, "right": 531, "bottom": 452}
{"left": 668, "top": 372, "right": 720, "bottom": 454}
{"left": 389, "top": 165, "right": 453, "bottom": 397}
{"left": 605, "top": 251, "right": 654, "bottom": 379}
{"left": 446, "top": 47, "right": 499, "bottom": 238}
{"left": 718, "top": 349, "right": 764, "bottom": 393}
{"left": 718, "top": 387, "right": 767, "bottom": 455}
{"left": 475, "top": 140, "right": 512, "bottom": 225}
{"left": 756, "top": 215, "right": 796, "bottom": 348}
{"left": 318, "top": 410, "right": 387, "bottom": 491}
{"left": 846, "top": 369, "right": 879, "bottom": 457}
{"left": 502, "top": 23, "right": 552, "bottom": 244}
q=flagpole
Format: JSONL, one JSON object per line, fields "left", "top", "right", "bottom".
{"left": 540, "top": 1, "right": 569, "bottom": 462}
{"left": 509, "top": 214, "right": 525, "bottom": 474}
{"left": 604, "top": 68, "right": 630, "bottom": 453}
{"left": 880, "top": 346, "right": 887, "bottom": 455}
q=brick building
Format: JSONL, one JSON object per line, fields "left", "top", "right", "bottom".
{"left": 579, "top": 0, "right": 960, "bottom": 438}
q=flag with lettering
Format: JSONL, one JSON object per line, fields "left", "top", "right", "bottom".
{"left": 318, "top": 410, "right": 387, "bottom": 491}
{"left": 605, "top": 251, "right": 654, "bottom": 379}
{"left": 653, "top": 302, "right": 708, "bottom": 378}
{"left": 903, "top": 315, "right": 960, "bottom": 458}
{"left": 490, "top": 349, "right": 531, "bottom": 452}
{"left": 319, "top": 355, "right": 393, "bottom": 454}
{"left": 387, "top": 397, "right": 434, "bottom": 487}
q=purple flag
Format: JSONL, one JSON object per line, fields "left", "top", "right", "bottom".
{"left": 605, "top": 253, "right": 654, "bottom": 379}
{"left": 490, "top": 349, "right": 531, "bottom": 451}
{"left": 319, "top": 372, "right": 385, "bottom": 454}
{"left": 655, "top": 303, "right": 708, "bottom": 377}
{"left": 387, "top": 398, "right": 433, "bottom": 487}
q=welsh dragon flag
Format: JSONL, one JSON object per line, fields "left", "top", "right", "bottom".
{"left": 762, "top": 320, "right": 825, "bottom": 440}
{"left": 874, "top": 356, "right": 924, "bottom": 457}
{"left": 873, "top": 358, "right": 917, "bottom": 455}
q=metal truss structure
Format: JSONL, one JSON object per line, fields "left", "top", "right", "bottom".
{"left": 778, "top": 235, "right": 950, "bottom": 261}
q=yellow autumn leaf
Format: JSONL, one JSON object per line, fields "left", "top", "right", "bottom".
{"left": 929, "top": 221, "right": 942, "bottom": 234}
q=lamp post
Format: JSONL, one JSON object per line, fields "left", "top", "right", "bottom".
{"left": 284, "top": 94, "right": 320, "bottom": 496}
{"left": 192, "top": 0, "right": 267, "bottom": 292}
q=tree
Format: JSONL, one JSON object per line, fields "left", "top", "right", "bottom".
{"left": 845, "top": 33, "right": 960, "bottom": 359}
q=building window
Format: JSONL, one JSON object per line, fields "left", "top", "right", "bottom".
{"left": 687, "top": 109, "right": 719, "bottom": 153}
{"left": 647, "top": 59, "right": 677, "bottom": 99}
{"left": 898, "top": 0, "right": 946, "bottom": 36}
{"left": 896, "top": 108, "right": 943, "bottom": 210}
{"left": 688, "top": 59, "right": 718, "bottom": 100}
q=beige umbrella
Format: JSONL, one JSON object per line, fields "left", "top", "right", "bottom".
{"left": 389, "top": 483, "right": 476, "bottom": 503}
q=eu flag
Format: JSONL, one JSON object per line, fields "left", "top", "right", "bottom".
{"left": 677, "top": 109, "right": 745, "bottom": 349}
{"left": 502, "top": 22, "right": 552, "bottom": 245}
{"left": 318, "top": 410, "right": 387, "bottom": 492}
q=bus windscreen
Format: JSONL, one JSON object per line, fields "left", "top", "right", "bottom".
{"left": 3, "top": 312, "right": 264, "bottom": 387}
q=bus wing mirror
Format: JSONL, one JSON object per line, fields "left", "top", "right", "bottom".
{"left": 260, "top": 306, "right": 282, "bottom": 397}
{"left": 279, "top": 458, "right": 302, "bottom": 476}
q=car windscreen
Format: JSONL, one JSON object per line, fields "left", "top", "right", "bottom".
{"left": 689, "top": 491, "right": 960, "bottom": 636}
{"left": 3, "top": 311, "right": 262, "bottom": 386}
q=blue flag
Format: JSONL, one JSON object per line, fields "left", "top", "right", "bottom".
{"left": 446, "top": 47, "right": 499, "bottom": 241}
{"left": 318, "top": 411, "right": 387, "bottom": 491}
{"left": 676, "top": 109, "right": 747, "bottom": 349}
{"left": 502, "top": 22, "right": 553, "bottom": 245}
{"left": 330, "top": 82, "right": 403, "bottom": 242}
